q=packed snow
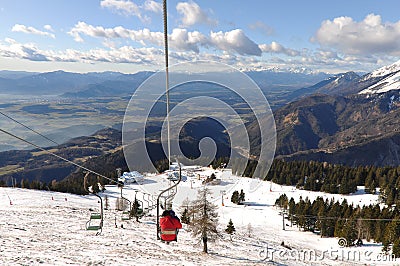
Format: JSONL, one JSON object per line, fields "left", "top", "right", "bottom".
{"left": 359, "top": 71, "right": 400, "bottom": 94}
{"left": 0, "top": 166, "right": 398, "bottom": 265}
{"left": 367, "top": 60, "right": 400, "bottom": 79}
{"left": 360, "top": 59, "right": 400, "bottom": 94}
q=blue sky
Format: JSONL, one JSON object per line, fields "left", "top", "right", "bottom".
{"left": 0, "top": 0, "right": 399, "bottom": 73}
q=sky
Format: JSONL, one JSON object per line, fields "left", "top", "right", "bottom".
{"left": 0, "top": 0, "right": 400, "bottom": 74}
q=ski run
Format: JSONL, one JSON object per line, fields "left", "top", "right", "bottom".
{"left": 0, "top": 166, "right": 398, "bottom": 266}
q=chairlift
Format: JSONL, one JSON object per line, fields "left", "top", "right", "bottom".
{"left": 156, "top": 162, "right": 182, "bottom": 242}
{"left": 131, "top": 190, "right": 145, "bottom": 219}
{"left": 135, "top": 199, "right": 145, "bottom": 218}
{"left": 117, "top": 168, "right": 134, "bottom": 221}
{"left": 83, "top": 172, "right": 103, "bottom": 235}
{"left": 121, "top": 197, "right": 132, "bottom": 221}
{"left": 86, "top": 211, "right": 102, "bottom": 234}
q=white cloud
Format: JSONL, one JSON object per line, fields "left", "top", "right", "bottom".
{"left": 176, "top": 1, "right": 217, "bottom": 27}
{"left": 2, "top": 37, "right": 396, "bottom": 73}
{"left": 169, "top": 28, "right": 208, "bottom": 53}
{"left": 1, "top": 40, "right": 243, "bottom": 68}
{"left": 0, "top": 38, "right": 165, "bottom": 65}
{"left": 100, "top": 0, "right": 149, "bottom": 22}
{"left": 68, "top": 21, "right": 164, "bottom": 45}
{"left": 0, "top": 39, "right": 50, "bottom": 61}
{"left": 100, "top": 0, "right": 139, "bottom": 14}
{"left": 313, "top": 14, "right": 400, "bottom": 56}
{"left": 11, "top": 24, "right": 55, "bottom": 38}
{"left": 44, "top": 25, "right": 54, "bottom": 32}
{"left": 248, "top": 21, "right": 274, "bottom": 36}
{"left": 259, "top": 42, "right": 300, "bottom": 56}
{"left": 68, "top": 22, "right": 262, "bottom": 56}
{"left": 144, "top": 0, "right": 162, "bottom": 13}
{"left": 210, "top": 29, "right": 261, "bottom": 56}
{"left": 100, "top": 0, "right": 162, "bottom": 22}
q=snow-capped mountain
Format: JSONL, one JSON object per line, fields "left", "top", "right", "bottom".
{"left": 309, "top": 71, "right": 361, "bottom": 95}
{"left": 359, "top": 60, "right": 400, "bottom": 94}
{"left": 367, "top": 59, "right": 400, "bottom": 78}
{"left": 293, "top": 59, "right": 400, "bottom": 96}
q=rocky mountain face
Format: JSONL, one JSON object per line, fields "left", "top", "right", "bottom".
{"left": 269, "top": 89, "right": 400, "bottom": 166}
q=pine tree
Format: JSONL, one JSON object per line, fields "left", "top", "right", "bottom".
{"left": 90, "top": 180, "right": 100, "bottom": 194}
{"left": 393, "top": 239, "right": 400, "bottom": 258}
{"left": 383, "top": 218, "right": 400, "bottom": 251}
{"left": 239, "top": 189, "right": 245, "bottom": 204}
{"left": 231, "top": 191, "right": 239, "bottom": 204}
{"left": 181, "top": 208, "right": 190, "bottom": 224}
{"left": 130, "top": 198, "right": 142, "bottom": 222}
{"left": 231, "top": 189, "right": 245, "bottom": 205}
{"left": 225, "top": 219, "right": 236, "bottom": 240}
{"left": 188, "top": 187, "right": 219, "bottom": 253}
{"left": 340, "top": 218, "right": 358, "bottom": 246}
{"left": 365, "top": 169, "right": 377, "bottom": 194}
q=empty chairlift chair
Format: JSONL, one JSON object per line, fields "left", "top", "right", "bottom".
{"left": 86, "top": 211, "right": 102, "bottom": 232}
{"left": 121, "top": 197, "right": 132, "bottom": 221}
{"left": 83, "top": 172, "right": 104, "bottom": 235}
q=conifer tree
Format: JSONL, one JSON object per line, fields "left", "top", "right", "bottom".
{"left": 239, "top": 189, "right": 245, "bottom": 204}
{"left": 130, "top": 198, "right": 141, "bottom": 222}
{"left": 181, "top": 207, "right": 190, "bottom": 224}
{"left": 340, "top": 218, "right": 358, "bottom": 246}
{"left": 231, "top": 190, "right": 239, "bottom": 204}
{"left": 392, "top": 239, "right": 400, "bottom": 258}
{"left": 188, "top": 187, "right": 219, "bottom": 253}
{"left": 225, "top": 219, "right": 236, "bottom": 240}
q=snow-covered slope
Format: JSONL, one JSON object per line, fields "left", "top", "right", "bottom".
{"left": 368, "top": 60, "right": 400, "bottom": 78}
{"left": 0, "top": 168, "right": 396, "bottom": 265}
{"left": 359, "top": 60, "right": 400, "bottom": 94}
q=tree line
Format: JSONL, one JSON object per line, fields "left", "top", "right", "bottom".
{"left": 275, "top": 194, "right": 400, "bottom": 256}
{"left": 263, "top": 159, "right": 400, "bottom": 206}
{"left": 6, "top": 156, "right": 400, "bottom": 208}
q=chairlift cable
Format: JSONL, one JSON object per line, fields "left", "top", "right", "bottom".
{"left": 163, "top": 0, "right": 171, "bottom": 168}
{"left": 289, "top": 213, "right": 400, "bottom": 221}
{"left": 0, "top": 110, "right": 60, "bottom": 146}
{"left": 0, "top": 127, "right": 117, "bottom": 185}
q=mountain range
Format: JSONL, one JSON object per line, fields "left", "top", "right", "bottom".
{"left": 1, "top": 59, "right": 400, "bottom": 183}
{"left": 267, "top": 59, "right": 400, "bottom": 166}
{"left": 0, "top": 69, "right": 329, "bottom": 102}
{"left": 0, "top": 70, "right": 153, "bottom": 96}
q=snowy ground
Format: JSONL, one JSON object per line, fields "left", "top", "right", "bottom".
{"left": 0, "top": 167, "right": 398, "bottom": 265}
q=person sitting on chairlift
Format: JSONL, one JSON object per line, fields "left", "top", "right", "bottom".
{"left": 159, "top": 210, "right": 182, "bottom": 242}
{"left": 169, "top": 210, "right": 181, "bottom": 223}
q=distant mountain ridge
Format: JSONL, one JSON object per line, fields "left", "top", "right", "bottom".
{"left": 0, "top": 69, "right": 330, "bottom": 99}
{"left": 0, "top": 70, "right": 153, "bottom": 96}
{"left": 284, "top": 71, "right": 361, "bottom": 101}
